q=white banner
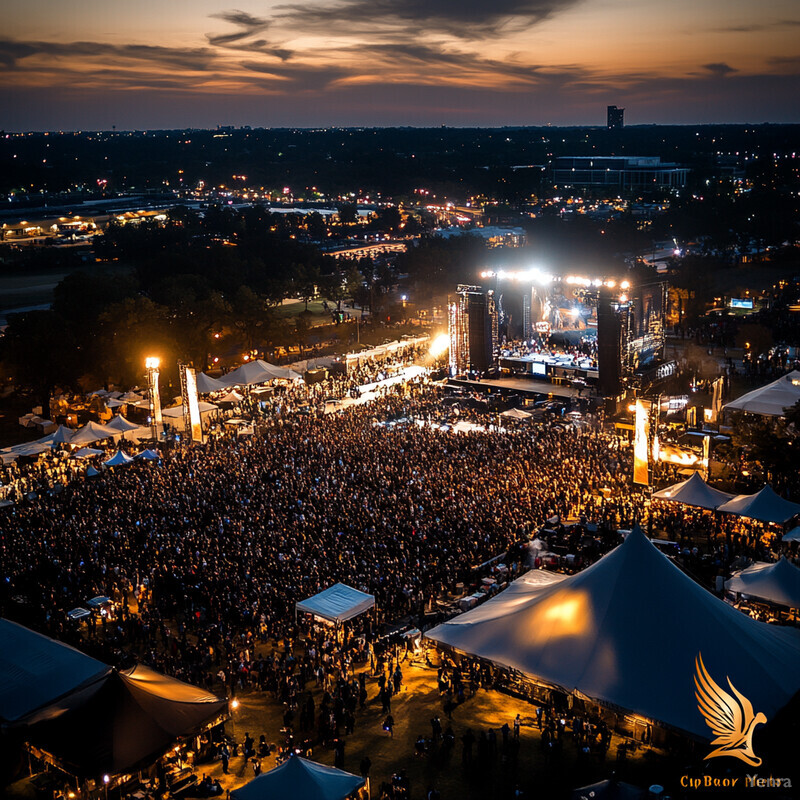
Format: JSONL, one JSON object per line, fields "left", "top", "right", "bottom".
{"left": 185, "top": 367, "right": 204, "bottom": 443}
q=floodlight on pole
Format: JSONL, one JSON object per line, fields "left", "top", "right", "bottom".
{"left": 145, "top": 357, "right": 162, "bottom": 442}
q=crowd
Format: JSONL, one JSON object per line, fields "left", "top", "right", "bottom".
{"left": 1, "top": 383, "right": 641, "bottom": 680}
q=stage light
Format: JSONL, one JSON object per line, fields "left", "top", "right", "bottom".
{"left": 621, "top": 280, "right": 630, "bottom": 290}
{"left": 429, "top": 334, "right": 450, "bottom": 358}
{"left": 145, "top": 357, "right": 160, "bottom": 370}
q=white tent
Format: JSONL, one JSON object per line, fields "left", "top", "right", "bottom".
{"left": 784, "top": 526, "right": 800, "bottom": 542}
{"left": 105, "top": 415, "right": 149, "bottom": 441}
{"left": 195, "top": 372, "right": 228, "bottom": 393}
{"left": 135, "top": 449, "right": 161, "bottom": 461}
{"left": 105, "top": 415, "right": 140, "bottom": 433}
{"left": 70, "top": 421, "right": 117, "bottom": 446}
{"left": 217, "top": 390, "right": 244, "bottom": 404}
{"left": 103, "top": 449, "right": 134, "bottom": 467}
{"left": 222, "top": 360, "right": 301, "bottom": 387}
{"left": 725, "top": 558, "right": 800, "bottom": 609}
{"left": 426, "top": 528, "right": 800, "bottom": 740}
{"left": 717, "top": 485, "right": 800, "bottom": 524}
{"left": 72, "top": 447, "right": 103, "bottom": 459}
{"left": 231, "top": 754, "right": 364, "bottom": 800}
{"left": 0, "top": 619, "right": 110, "bottom": 724}
{"left": 723, "top": 370, "right": 800, "bottom": 417}
{"left": 46, "top": 425, "right": 75, "bottom": 445}
{"left": 119, "top": 391, "right": 145, "bottom": 402}
{"left": 161, "top": 401, "right": 218, "bottom": 418}
{"left": 652, "top": 472, "right": 735, "bottom": 510}
{"left": 296, "top": 583, "right": 375, "bottom": 624}
{"left": 500, "top": 408, "right": 532, "bottom": 419}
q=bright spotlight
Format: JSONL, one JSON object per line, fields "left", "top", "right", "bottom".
{"left": 429, "top": 334, "right": 450, "bottom": 358}
{"left": 145, "top": 357, "right": 160, "bottom": 370}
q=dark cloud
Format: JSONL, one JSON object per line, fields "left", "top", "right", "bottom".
{"left": 206, "top": 10, "right": 293, "bottom": 60}
{"left": 274, "top": 0, "right": 583, "bottom": 38}
{"left": 0, "top": 38, "right": 215, "bottom": 72}
{"left": 712, "top": 19, "right": 800, "bottom": 33}
{"left": 240, "top": 59, "right": 353, "bottom": 90}
{"left": 207, "top": 10, "right": 272, "bottom": 46}
{"left": 702, "top": 62, "right": 737, "bottom": 77}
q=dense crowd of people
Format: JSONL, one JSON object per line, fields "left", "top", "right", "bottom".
{"left": 1, "top": 383, "right": 640, "bottom": 677}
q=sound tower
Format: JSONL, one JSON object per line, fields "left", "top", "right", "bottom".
{"left": 597, "top": 286, "right": 625, "bottom": 396}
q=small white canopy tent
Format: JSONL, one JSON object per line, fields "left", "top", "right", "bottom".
{"left": 231, "top": 754, "right": 365, "bottom": 800}
{"left": 725, "top": 557, "right": 800, "bottom": 609}
{"left": 426, "top": 528, "right": 800, "bottom": 740}
{"left": 217, "top": 390, "right": 244, "bottom": 404}
{"left": 652, "top": 472, "right": 735, "bottom": 510}
{"left": 103, "top": 449, "right": 134, "bottom": 467}
{"left": 717, "top": 485, "right": 800, "bottom": 524}
{"left": 723, "top": 370, "right": 800, "bottom": 418}
{"left": 296, "top": 583, "right": 375, "bottom": 624}
{"left": 69, "top": 421, "right": 117, "bottom": 446}
{"left": 500, "top": 408, "right": 532, "bottom": 419}
{"left": 135, "top": 449, "right": 161, "bottom": 461}
{"left": 72, "top": 447, "right": 103, "bottom": 459}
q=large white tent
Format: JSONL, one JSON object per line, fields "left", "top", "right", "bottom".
{"left": 69, "top": 421, "right": 117, "bottom": 446}
{"left": 195, "top": 372, "right": 228, "bottom": 393}
{"left": 723, "top": 370, "right": 800, "bottom": 418}
{"left": 652, "top": 472, "right": 734, "bottom": 510}
{"left": 231, "top": 754, "right": 364, "bottom": 800}
{"left": 296, "top": 583, "right": 375, "bottom": 624}
{"left": 725, "top": 557, "right": 800, "bottom": 609}
{"left": 717, "top": 485, "right": 800, "bottom": 524}
{"left": 426, "top": 528, "right": 800, "bottom": 740}
{"left": 105, "top": 415, "right": 149, "bottom": 441}
{"left": 222, "top": 360, "right": 301, "bottom": 387}
{"left": 0, "top": 619, "right": 109, "bottom": 724}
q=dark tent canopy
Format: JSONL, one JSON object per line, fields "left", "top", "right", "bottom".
{"left": 0, "top": 619, "right": 109, "bottom": 724}
{"left": 23, "top": 664, "right": 227, "bottom": 778}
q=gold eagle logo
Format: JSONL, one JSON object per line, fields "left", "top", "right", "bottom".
{"left": 694, "top": 653, "right": 766, "bottom": 767}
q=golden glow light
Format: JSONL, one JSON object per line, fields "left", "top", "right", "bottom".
{"left": 429, "top": 333, "right": 450, "bottom": 358}
{"left": 231, "top": 698, "right": 240, "bottom": 710}
{"left": 145, "top": 357, "right": 160, "bottom": 369}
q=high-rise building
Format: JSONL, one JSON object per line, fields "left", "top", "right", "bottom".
{"left": 449, "top": 286, "right": 497, "bottom": 374}
{"left": 607, "top": 105, "right": 624, "bottom": 130}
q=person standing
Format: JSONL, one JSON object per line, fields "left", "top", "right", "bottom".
{"left": 513, "top": 714, "right": 521, "bottom": 739}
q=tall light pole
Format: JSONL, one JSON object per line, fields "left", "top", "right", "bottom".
{"left": 145, "top": 357, "right": 162, "bottom": 443}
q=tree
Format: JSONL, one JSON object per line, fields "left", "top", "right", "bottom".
{"left": 337, "top": 203, "right": 358, "bottom": 225}
{"left": 0, "top": 310, "right": 79, "bottom": 410}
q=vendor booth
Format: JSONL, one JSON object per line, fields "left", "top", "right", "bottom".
{"left": 296, "top": 583, "right": 375, "bottom": 625}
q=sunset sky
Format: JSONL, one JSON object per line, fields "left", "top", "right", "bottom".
{"left": 2, "top": 0, "right": 799, "bottom": 129}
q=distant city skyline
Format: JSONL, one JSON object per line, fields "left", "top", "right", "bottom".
{"left": 2, "top": 0, "right": 799, "bottom": 130}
